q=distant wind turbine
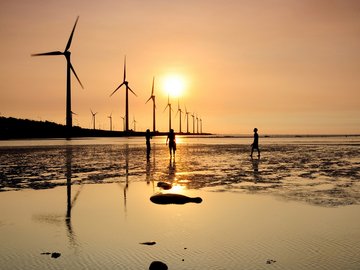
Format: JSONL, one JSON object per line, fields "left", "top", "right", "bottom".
{"left": 146, "top": 77, "right": 156, "bottom": 132}
{"left": 110, "top": 56, "right": 137, "bottom": 132}
{"left": 132, "top": 117, "right": 137, "bottom": 131}
{"left": 175, "top": 100, "right": 183, "bottom": 133}
{"left": 200, "top": 118, "right": 203, "bottom": 134}
{"left": 32, "top": 16, "right": 84, "bottom": 131}
{"left": 90, "top": 109, "right": 97, "bottom": 130}
{"left": 164, "top": 95, "right": 173, "bottom": 131}
{"left": 120, "top": 116, "right": 125, "bottom": 131}
{"left": 196, "top": 114, "right": 199, "bottom": 134}
{"left": 191, "top": 113, "right": 195, "bottom": 134}
{"left": 108, "top": 113, "right": 113, "bottom": 131}
{"left": 185, "top": 107, "right": 190, "bottom": 134}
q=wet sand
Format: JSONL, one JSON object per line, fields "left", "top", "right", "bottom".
{"left": 0, "top": 136, "right": 360, "bottom": 269}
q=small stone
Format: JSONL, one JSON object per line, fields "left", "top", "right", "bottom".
{"left": 51, "top": 252, "right": 61, "bottom": 259}
{"left": 140, "top": 241, "right": 156, "bottom": 245}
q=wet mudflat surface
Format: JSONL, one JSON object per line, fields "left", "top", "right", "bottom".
{"left": 1, "top": 136, "right": 359, "bottom": 207}
{"left": 0, "top": 136, "right": 360, "bottom": 269}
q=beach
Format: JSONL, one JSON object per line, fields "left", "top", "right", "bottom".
{"left": 0, "top": 136, "right": 360, "bottom": 269}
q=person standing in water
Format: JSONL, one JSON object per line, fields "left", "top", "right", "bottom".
{"left": 145, "top": 129, "right": 152, "bottom": 160}
{"left": 250, "top": 128, "right": 260, "bottom": 158}
{"left": 166, "top": 129, "right": 176, "bottom": 158}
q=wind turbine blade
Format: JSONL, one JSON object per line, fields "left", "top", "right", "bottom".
{"left": 90, "top": 109, "right": 94, "bottom": 115}
{"left": 145, "top": 96, "right": 152, "bottom": 104}
{"left": 110, "top": 82, "right": 124, "bottom": 97}
{"left": 123, "top": 56, "right": 127, "bottom": 81}
{"left": 128, "top": 86, "right": 137, "bottom": 97}
{"left": 65, "top": 16, "right": 79, "bottom": 52}
{"left": 31, "top": 51, "right": 63, "bottom": 56}
{"left": 151, "top": 77, "right": 155, "bottom": 95}
{"left": 69, "top": 62, "right": 84, "bottom": 89}
{"left": 163, "top": 104, "right": 169, "bottom": 113}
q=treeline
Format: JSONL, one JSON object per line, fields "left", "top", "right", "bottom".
{"left": 0, "top": 117, "right": 147, "bottom": 139}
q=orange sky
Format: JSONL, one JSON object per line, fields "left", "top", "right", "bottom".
{"left": 1, "top": 0, "right": 359, "bottom": 134}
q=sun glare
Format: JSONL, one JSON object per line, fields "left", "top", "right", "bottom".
{"left": 163, "top": 75, "right": 185, "bottom": 98}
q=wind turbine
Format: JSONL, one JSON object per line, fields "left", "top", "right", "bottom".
{"left": 163, "top": 95, "right": 173, "bottom": 131}
{"left": 108, "top": 113, "right": 113, "bottom": 131}
{"left": 132, "top": 117, "right": 137, "bottom": 131}
{"left": 90, "top": 109, "right": 97, "bottom": 130}
{"left": 196, "top": 114, "right": 199, "bottom": 134}
{"left": 110, "top": 56, "right": 137, "bottom": 132}
{"left": 185, "top": 107, "right": 190, "bottom": 134}
{"left": 175, "top": 100, "right": 183, "bottom": 133}
{"left": 120, "top": 116, "right": 125, "bottom": 131}
{"left": 146, "top": 76, "right": 156, "bottom": 132}
{"left": 200, "top": 118, "right": 203, "bottom": 134}
{"left": 191, "top": 113, "right": 195, "bottom": 134}
{"left": 32, "top": 16, "right": 84, "bottom": 131}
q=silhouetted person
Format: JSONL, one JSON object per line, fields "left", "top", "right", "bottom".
{"left": 250, "top": 128, "right": 260, "bottom": 158}
{"left": 166, "top": 129, "right": 176, "bottom": 158}
{"left": 146, "top": 129, "right": 152, "bottom": 160}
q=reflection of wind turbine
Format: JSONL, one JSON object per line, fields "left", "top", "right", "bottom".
{"left": 185, "top": 107, "right": 190, "bottom": 134}
{"left": 191, "top": 113, "right": 195, "bottom": 134}
{"left": 163, "top": 95, "right": 173, "bottom": 131}
{"left": 32, "top": 16, "right": 84, "bottom": 132}
{"left": 175, "top": 100, "right": 183, "bottom": 133}
{"left": 146, "top": 77, "right": 156, "bottom": 132}
{"left": 110, "top": 56, "right": 137, "bottom": 132}
{"left": 90, "top": 109, "right": 97, "bottom": 130}
{"left": 108, "top": 113, "right": 113, "bottom": 131}
{"left": 65, "top": 146, "right": 83, "bottom": 247}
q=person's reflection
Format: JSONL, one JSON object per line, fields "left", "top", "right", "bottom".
{"left": 251, "top": 157, "right": 260, "bottom": 184}
{"left": 168, "top": 158, "right": 176, "bottom": 182}
{"left": 146, "top": 159, "right": 151, "bottom": 185}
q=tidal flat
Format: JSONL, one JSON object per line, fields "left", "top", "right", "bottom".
{"left": 0, "top": 136, "right": 359, "bottom": 269}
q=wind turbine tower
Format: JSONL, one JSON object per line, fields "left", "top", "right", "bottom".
{"left": 196, "top": 115, "right": 199, "bottom": 134}
{"left": 110, "top": 56, "right": 137, "bottom": 132}
{"left": 146, "top": 77, "right": 156, "bottom": 132}
{"left": 191, "top": 113, "right": 195, "bottom": 134}
{"left": 32, "top": 16, "right": 84, "bottom": 132}
{"left": 108, "top": 113, "right": 113, "bottom": 131}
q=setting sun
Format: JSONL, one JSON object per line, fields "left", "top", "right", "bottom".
{"left": 162, "top": 75, "right": 185, "bottom": 98}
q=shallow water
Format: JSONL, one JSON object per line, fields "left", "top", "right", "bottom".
{"left": 1, "top": 183, "right": 360, "bottom": 270}
{"left": 0, "top": 136, "right": 360, "bottom": 269}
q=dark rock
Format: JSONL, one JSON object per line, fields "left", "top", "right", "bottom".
{"left": 140, "top": 241, "right": 156, "bottom": 245}
{"left": 150, "top": 193, "right": 202, "bottom": 205}
{"left": 149, "top": 261, "right": 168, "bottom": 270}
{"left": 51, "top": 252, "right": 61, "bottom": 259}
{"left": 157, "top": 182, "right": 172, "bottom": 190}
